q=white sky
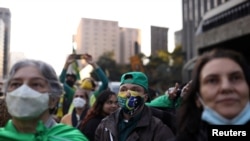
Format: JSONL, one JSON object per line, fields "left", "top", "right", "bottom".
{"left": 0, "top": 0, "right": 182, "bottom": 75}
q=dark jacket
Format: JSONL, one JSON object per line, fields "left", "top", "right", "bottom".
{"left": 0, "top": 98, "right": 11, "bottom": 127}
{"left": 81, "top": 115, "right": 105, "bottom": 141}
{"left": 95, "top": 105, "right": 175, "bottom": 141}
{"left": 150, "top": 107, "right": 177, "bottom": 135}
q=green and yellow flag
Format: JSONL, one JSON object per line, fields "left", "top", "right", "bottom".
{"left": 70, "top": 46, "right": 81, "bottom": 80}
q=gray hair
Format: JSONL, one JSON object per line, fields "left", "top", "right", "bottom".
{"left": 4, "top": 59, "right": 63, "bottom": 98}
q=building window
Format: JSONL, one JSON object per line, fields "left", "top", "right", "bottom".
{"left": 207, "top": 0, "right": 211, "bottom": 11}
{"left": 183, "top": 1, "right": 188, "bottom": 21}
{"left": 218, "top": 0, "right": 222, "bottom": 5}
{"left": 200, "top": 0, "right": 204, "bottom": 16}
{"left": 189, "top": 0, "right": 193, "bottom": 20}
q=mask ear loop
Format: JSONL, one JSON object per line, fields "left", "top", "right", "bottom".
{"left": 196, "top": 92, "right": 206, "bottom": 107}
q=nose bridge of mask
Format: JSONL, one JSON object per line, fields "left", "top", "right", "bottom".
{"left": 129, "top": 90, "right": 140, "bottom": 97}
{"left": 118, "top": 90, "right": 140, "bottom": 98}
{"left": 75, "top": 97, "right": 85, "bottom": 102}
{"left": 8, "top": 84, "right": 49, "bottom": 97}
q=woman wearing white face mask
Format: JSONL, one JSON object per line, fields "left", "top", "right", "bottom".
{"left": 171, "top": 49, "right": 250, "bottom": 141}
{"left": 0, "top": 59, "right": 88, "bottom": 141}
{"left": 61, "top": 88, "right": 90, "bottom": 128}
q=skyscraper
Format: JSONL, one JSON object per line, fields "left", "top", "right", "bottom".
{"left": 119, "top": 27, "right": 141, "bottom": 64}
{"left": 182, "top": 0, "right": 250, "bottom": 82}
{"left": 151, "top": 26, "right": 168, "bottom": 56}
{"left": 0, "top": 19, "right": 4, "bottom": 78}
{"left": 74, "top": 18, "right": 141, "bottom": 65}
{"left": 0, "top": 7, "right": 11, "bottom": 78}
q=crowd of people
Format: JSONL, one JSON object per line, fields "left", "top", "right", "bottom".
{"left": 0, "top": 48, "right": 249, "bottom": 141}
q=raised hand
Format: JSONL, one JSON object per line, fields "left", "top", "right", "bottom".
{"left": 167, "top": 82, "right": 179, "bottom": 100}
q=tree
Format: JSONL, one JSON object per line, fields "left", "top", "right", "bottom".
{"left": 94, "top": 51, "right": 122, "bottom": 81}
{"left": 169, "top": 45, "right": 184, "bottom": 84}
{"left": 143, "top": 47, "right": 184, "bottom": 94}
{"left": 144, "top": 49, "right": 171, "bottom": 93}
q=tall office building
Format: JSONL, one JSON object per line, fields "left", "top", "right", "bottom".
{"left": 151, "top": 26, "right": 168, "bottom": 56}
{"left": 0, "top": 7, "right": 11, "bottom": 78}
{"left": 174, "top": 30, "right": 182, "bottom": 47}
{"left": 0, "top": 19, "right": 4, "bottom": 78}
{"left": 74, "top": 18, "right": 141, "bottom": 65}
{"left": 119, "top": 27, "right": 141, "bottom": 64}
{"left": 182, "top": 0, "right": 250, "bottom": 82}
{"left": 75, "top": 18, "right": 119, "bottom": 63}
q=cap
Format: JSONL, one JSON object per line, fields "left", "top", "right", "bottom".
{"left": 80, "top": 78, "right": 95, "bottom": 91}
{"left": 120, "top": 71, "right": 148, "bottom": 92}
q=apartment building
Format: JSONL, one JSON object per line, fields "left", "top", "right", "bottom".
{"left": 182, "top": 0, "right": 250, "bottom": 82}
{"left": 151, "top": 26, "right": 168, "bottom": 56}
{"left": 74, "top": 18, "right": 141, "bottom": 65}
{"left": 0, "top": 19, "right": 4, "bottom": 78}
{"left": 0, "top": 7, "right": 11, "bottom": 78}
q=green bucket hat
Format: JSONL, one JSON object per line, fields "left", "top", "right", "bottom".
{"left": 120, "top": 71, "right": 148, "bottom": 92}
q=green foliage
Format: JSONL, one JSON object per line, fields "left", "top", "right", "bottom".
{"left": 94, "top": 51, "right": 128, "bottom": 81}
{"left": 157, "top": 50, "right": 170, "bottom": 62}
{"left": 144, "top": 47, "right": 183, "bottom": 93}
{"left": 94, "top": 46, "right": 184, "bottom": 93}
{"left": 171, "top": 45, "right": 183, "bottom": 66}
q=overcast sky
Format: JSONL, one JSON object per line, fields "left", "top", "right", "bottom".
{"left": 0, "top": 0, "right": 182, "bottom": 75}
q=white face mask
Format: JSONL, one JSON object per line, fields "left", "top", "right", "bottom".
{"left": 197, "top": 93, "right": 250, "bottom": 125}
{"left": 6, "top": 84, "right": 49, "bottom": 120}
{"left": 73, "top": 97, "right": 86, "bottom": 108}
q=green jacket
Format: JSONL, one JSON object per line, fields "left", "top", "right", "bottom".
{"left": 68, "top": 67, "right": 108, "bottom": 113}
{"left": 146, "top": 94, "right": 182, "bottom": 108}
{"left": 89, "top": 67, "right": 109, "bottom": 106}
{"left": 59, "top": 69, "right": 76, "bottom": 104}
{"left": 58, "top": 68, "right": 76, "bottom": 115}
{"left": 0, "top": 120, "right": 89, "bottom": 141}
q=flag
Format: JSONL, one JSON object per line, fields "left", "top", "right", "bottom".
{"left": 71, "top": 46, "right": 81, "bottom": 80}
{"left": 130, "top": 55, "right": 144, "bottom": 72}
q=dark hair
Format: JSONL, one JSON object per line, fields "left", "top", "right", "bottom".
{"left": 147, "top": 88, "right": 158, "bottom": 102}
{"left": 66, "top": 73, "right": 77, "bottom": 81}
{"left": 79, "top": 89, "right": 116, "bottom": 129}
{"left": 4, "top": 59, "right": 63, "bottom": 98}
{"left": 176, "top": 48, "right": 250, "bottom": 136}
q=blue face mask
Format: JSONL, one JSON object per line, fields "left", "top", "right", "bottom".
{"left": 198, "top": 95, "right": 250, "bottom": 125}
{"left": 118, "top": 90, "right": 144, "bottom": 115}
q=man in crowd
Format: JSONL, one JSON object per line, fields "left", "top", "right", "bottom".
{"left": 95, "top": 71, "right": 174, "bottom": 141}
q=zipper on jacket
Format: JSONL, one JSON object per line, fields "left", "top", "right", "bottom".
{"left": 105, "top": 127, "right": 114, "bottom": 141}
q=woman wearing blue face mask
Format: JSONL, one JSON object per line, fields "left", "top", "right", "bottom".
{"left": 0, "top": 59, "right": 88, "bottom": 141}
{"left": 171, "top": 48, "right": 250, "bottom": 141}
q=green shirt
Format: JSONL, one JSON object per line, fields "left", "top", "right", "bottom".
{"left": 0, "top": 120, "right": 89, "bottom": 141}
{"left": 146, "top": 94, "right": 182, "bottom": 108}
{"left": 68, "top": 67, "right": 109, "bottom": 113}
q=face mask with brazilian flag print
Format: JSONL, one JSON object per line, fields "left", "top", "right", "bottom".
{"left": 117, "top": 90, "right": 144, "bottom": 115}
